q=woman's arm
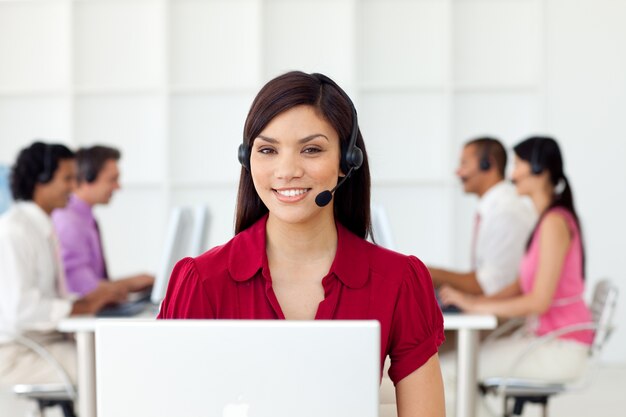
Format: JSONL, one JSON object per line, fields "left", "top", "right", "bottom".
{"left": 439, "top": 212, "right": 571, "bottom": 318}
{"left": 484, "top": 280, "right": 523, "bottom": 300}
{"left": 395, "top": 354, "right": 445, "bottom": 417}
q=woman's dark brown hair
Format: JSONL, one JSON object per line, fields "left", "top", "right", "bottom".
{"left": 514, "top": 136, "right": 586, "bottom": 278}
{"left": 234, "top": 71, "right": 372, "bottom": 239}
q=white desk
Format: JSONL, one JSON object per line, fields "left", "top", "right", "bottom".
{"left": 57, "top": 312, "right": 156, "bottom": 417}
{"left": 444, "top": 314, "right": 497, "bottom": 417}
{"left": 58, "top": 312, "right": 496, "bottom": 417}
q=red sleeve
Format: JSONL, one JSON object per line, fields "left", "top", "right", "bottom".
{"left": 387, "top": 256, "right": 445, "bottom": 385}
{"left": 157, "top": 257, "right": 215, "bottom": 319}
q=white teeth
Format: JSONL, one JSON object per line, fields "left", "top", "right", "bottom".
{"left": 276, "top": 189, "right": 308, "bottom": 197}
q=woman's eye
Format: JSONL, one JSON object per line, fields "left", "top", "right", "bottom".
{"left": 258, "top": 147, "right": 275, "bottom": 154}
{"left": 303, "top": 147, "right": 322, "bottom": 154}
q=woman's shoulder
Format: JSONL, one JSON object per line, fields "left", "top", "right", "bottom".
{"left": 533, "top": 207, "right": 579, "bottom": 248}
{"left": 542, "top": 207, "right": 576, "bottom": 234}
{"left": 357, "top": 238, "right": 430, "bottom": 286}
{"left": 191, "top": 232, "right": 246, "bottom": 278}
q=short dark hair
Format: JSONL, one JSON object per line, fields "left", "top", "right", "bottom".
{"left": 235, "top": 71, "right": 372, "bottom": 239}
{"left": 10, "top": 141, "right": 75, "bottom": 201}
{"left": 465, "top": 137, "right": 507, "bottom": 178}
{"left": 76, "top": 145, "right": 121, "bottom": 183}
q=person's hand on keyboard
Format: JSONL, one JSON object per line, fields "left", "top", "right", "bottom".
{"left": 70, "top": 281, "right": 129, "bottom": 315}
{"left": 102, "top": 281, "right": 130, "bottom": 304}
{"left": 117, "top": 274, "right": 155, "bottom": 293}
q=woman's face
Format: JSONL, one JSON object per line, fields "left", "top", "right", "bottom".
{"left": 511, "top": 155, "right": 536, "bottom": 196}
{"left": 250, "top": 104, "right": 342, "bottom": 226}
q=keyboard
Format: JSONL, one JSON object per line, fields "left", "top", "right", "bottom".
{"left": 96, "top": 290, "right": 155, "bottom": 317}
{"left": 97, "top": 300, "right": 152, "bottom": 317}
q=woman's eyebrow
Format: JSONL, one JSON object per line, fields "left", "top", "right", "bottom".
{"left": 255, "top": 134, "right": 329, "bottom": 144}
{"left": 298, "top": 134, "right": 329, "bottom": 144}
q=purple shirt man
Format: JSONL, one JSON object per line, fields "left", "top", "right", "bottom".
{"left": 52, "top": 195, "right": 107, "bottom": 296}
{"left": 51, "top": 145, "right": 153, "bottom": 298}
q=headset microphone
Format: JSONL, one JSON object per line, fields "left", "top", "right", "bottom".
{"left": 511, "top": 171, "right": 533, "bottom": 185}
{"left": 315, "top": 167, "right": 355, "bottom": 207}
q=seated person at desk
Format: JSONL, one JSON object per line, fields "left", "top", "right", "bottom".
{"left": 52, "top": 145, "right": 153, "bottom": 297}
{"left": 440, "top": 136, "right": 593, "bottom": 382}
{"left": 158, "top": 71, "right": 446, "bottom": 417}
{"left": 429, "top": 138, "right": 535, "bottom": 296}
{"left": 0, "top": 142, "right": 125, "bottom": 386}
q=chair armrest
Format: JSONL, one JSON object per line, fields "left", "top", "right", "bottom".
{"left": 0, "top": 331, "right": 76, "bottom": 399}
{"left": 482, "top": 317, "right": 525, "bottom": 346}
{"left": 508, "top": 322, "right": 597, "bottom": 374}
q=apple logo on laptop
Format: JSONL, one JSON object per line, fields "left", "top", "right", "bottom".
{"left": 222, "top": 395, "right": 250, "bottom": 417}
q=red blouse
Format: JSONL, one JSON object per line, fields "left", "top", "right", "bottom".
{"left": 158, "top": 214, "right": 444, "bottom": 385}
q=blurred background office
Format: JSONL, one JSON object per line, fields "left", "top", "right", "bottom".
{"left": 0, "top": 0, "right": 624, "bottom": 410}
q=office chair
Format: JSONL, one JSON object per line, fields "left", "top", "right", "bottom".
{"left": 1, "top": 332, "right": 77, "bottom": 417}
{"left": 479, "top": 279, "right": 619, "bottom": 417}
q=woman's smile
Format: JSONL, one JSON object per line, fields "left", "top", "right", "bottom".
{"left": 273, "top": 187, "right": 312, "bottom": 202}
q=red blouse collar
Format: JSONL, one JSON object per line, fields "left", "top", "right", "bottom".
{"left": 228, "top": 214, "right": 370, "bottom": 289}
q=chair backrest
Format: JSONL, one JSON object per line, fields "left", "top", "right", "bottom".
{"left": 589, "top": 279, "right": 619, "bottom": 357}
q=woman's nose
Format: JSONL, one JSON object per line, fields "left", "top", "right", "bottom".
{"left": 274, "top": 152, "right": 303, "bottom": 180}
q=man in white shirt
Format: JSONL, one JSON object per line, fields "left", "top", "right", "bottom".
{"left": 0, "top": 142, "right": 125, "bottom": 386}
{"left": 429, "top": 138, "right": 536, "bottom": 296}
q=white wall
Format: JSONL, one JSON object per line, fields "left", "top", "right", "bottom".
{"left": 0, "top": 0, "right": 624, "bottom": 362}
{"left": 545, "top": 0, "right": 626, "bottom": 363}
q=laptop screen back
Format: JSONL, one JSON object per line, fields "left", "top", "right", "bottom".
{"left": 96, "top": 320, "right": 380, "bottom": 417}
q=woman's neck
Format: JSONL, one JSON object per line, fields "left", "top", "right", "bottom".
{"left": 265, "top": 212, "right": 338, "bottom": 264}
{"left": 531, "top": 186, "right": 553, "bottom": 216}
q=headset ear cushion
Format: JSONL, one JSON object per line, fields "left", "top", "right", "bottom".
{"left": 238, "top": 143, "right": 250, "bottom": 171}
{"left": 531, "top": 162, "right": 543, "bottom": 175}
{"left": 347, "top": 146, "right": 363, "bottom": 170}
{"left": 85, "top": 170, "right": 96, "bottom": 183}
{"left": 340, "top": 146, "right": 363, "bottom": 174}
{"left": 37, "top": 172, "right": 51, "bottom": 184}
{"left": 479, "top": 158, "right": 491, "bottom": 171}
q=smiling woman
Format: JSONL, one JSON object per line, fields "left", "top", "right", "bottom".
{"left": 249, "top": 105, "right": 342, "bottom": 226}
{"left": 158, "top": 71, "right": 446, "bottom": 417}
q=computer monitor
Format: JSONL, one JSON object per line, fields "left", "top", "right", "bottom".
{"left": 189, "top": 204, "right": 210, "bottom": 257}
{"left": 0, "top": 164, "right": 12, "bottom": 215}
{"left": 151, "top": 206, "right": 195, "bottom": 305}
{"left": 96, "top": 320, "right": 380, "bottom": 417}
{"left": 370, "top": 203, "right": 396, "bottom": 251}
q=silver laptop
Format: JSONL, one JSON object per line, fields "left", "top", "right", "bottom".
{"left": 95, "top": 320, "right": 380, "bottom": 417}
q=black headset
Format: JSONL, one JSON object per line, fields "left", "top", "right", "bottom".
{"left": 479, "top": 140, "right": 492, "bottom": 171}
{"left": 79, "top": 155, "right": 98, "bottom": 183}
{"left": 37, "top": 144, "right": 54, "bottom": 184}
{"left": 530, "top": 138, "right": 545, "bottom": 175}
{"left": 237, "top": 74, "right": 363, "bottom": 175}
{"left": 85, "top": 167, "right": 98, "bottom": 183}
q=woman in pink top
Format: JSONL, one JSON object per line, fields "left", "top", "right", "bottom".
{"left": 441, "top": 137, "right": 593, "bottom": 382}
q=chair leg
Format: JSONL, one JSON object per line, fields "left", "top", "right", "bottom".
{"left": 512, "top": 398, "right": 525, "bottom": 415}
{"left": 59, "top": 401, "right": 77, "bottom": 417}
{"left": 35, "top": 399, "right": 76, "bottom": 417}
{"left": 508, "top": 396, "right": 550, "bottom": 417}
